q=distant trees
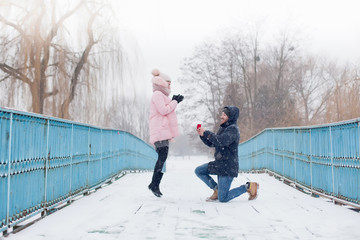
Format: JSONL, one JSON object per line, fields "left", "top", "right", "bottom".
{"left": 179, "top": 29, "right": 360, "bottom": 144}
{"left": 179, "top": 29, "right": 298, "bottom": 142}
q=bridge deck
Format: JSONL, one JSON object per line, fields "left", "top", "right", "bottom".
{"left": 5, "top": 156, "right": 360, "bottom": 240}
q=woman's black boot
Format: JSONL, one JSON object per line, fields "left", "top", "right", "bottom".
{"left": 148, "top": 172, "right": 163, "bottom": 197}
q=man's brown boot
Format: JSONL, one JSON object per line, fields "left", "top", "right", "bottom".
{"left": 206, "top": 189, "right": 218, "bottom": 201}
{"left": 247, "top": 182, "right": 259, "bottom": 200}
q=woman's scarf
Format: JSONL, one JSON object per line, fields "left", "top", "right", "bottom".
{"left": 153, "top": 84, "right": 170, "bottom": 96}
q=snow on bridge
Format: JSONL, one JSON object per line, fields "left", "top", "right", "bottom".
{"left": 3, "top": 156, "right": 360, "bottom": 240}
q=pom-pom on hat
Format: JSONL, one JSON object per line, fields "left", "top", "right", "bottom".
{"left": 151, "top": 68, "right": 160, "bottom": 77}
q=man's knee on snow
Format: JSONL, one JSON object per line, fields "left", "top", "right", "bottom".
{"left": 194, "top": 166, "right": 201, "bottom": 176}
{"left": 218, "top": 195, "right": 229, "bottom": 203}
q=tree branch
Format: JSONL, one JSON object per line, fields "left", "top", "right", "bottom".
{"left": 45, "top": 0, "right": 86, "bottom": 44}
{"left": 0, "top": 63, "right": 31, "bottom": 84}
{"left": 60, "top": 7, "right": 100, "bottom": 118}
{"left": 41, "top": 0, "right": 86, "bottom": 70}
{"left": 0, "top": 14, "right": 30, "bottom": 41}
{"left": 44, "top": 88, "right": 59, "bottom": 99}
{"left": 0, "top": 74, "right": 10, "bottom": 82}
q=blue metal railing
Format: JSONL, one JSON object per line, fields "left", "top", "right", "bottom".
{"left": 0, "top": 107, "right": 157, "bottom": 234}
{"left": 238, "top": 118, "right": 360, "bottom": 205}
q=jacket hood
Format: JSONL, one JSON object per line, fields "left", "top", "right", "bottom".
{"left": 223, "top": 106, "right": 239, "bottom": 125}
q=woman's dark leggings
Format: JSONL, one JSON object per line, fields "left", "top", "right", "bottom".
{"left": 153, "top": 146, "right": 169, "bottom": 173}
{"left": 149, "top": 145, "right": 169, "bottom": 190}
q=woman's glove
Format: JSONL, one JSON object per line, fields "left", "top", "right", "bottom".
{"left": 177, "top": 94, "right": 184, "bottom": 103}
{"left": 172, "top": 94, "right": 184, "bottom": 103}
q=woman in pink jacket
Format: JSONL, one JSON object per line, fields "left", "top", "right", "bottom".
{"left": 148, "top": 69, "right": 184, "bottom": 197}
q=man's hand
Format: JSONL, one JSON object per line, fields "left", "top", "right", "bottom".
{"left": 196, "top": 127, "right": 205, "bottom": 137}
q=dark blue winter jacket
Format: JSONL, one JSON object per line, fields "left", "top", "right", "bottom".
{"left": 200, "top": 106, "right": 240, "bottom": 177}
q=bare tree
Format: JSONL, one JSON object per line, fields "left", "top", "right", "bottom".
{"left": 179, "top": 42, "right": 228, "bottom": 131}
{"left": 219, "top": 32, "right": 258, "bottom": 139}
{"left": 266, "top": 31, "right": 297, "bottom": 92}
{"left": 324, "top": 63, "right": 360, "bottom": 122}
{"left": 290, "top": 56, "right": 333, "bottom": 125}
{"left": 254, "top": 31, "right": 301, "bottom": 128}
{"left": 0, "top": 0, "right": 123, "bottom": 122}
{"left": 220, "top": 29, "right": 298, "bottom": 138}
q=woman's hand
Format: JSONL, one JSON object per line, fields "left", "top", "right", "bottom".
{"left": 172, "top": 94, "right": 184, "bottom": 103}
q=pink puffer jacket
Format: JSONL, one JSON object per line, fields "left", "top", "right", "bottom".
{"left": 149, "top": 91, "right": 179, "bottom": 144}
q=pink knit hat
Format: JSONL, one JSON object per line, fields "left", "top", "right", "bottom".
{"left": 151, "top": 69, "right": 171, "bottom": 88}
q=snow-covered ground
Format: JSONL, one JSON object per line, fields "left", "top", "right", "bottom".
{"left": 3, "top": 155, "right": 360, "bottom": 240}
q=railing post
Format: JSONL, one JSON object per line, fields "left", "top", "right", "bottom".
{"left": 100, "top": 129, "right": 103, "bottom": 181}
{"left": 6, "top": 113, "right": 13, "bottom": 228}
{"left": 264, "top": 130, "right": 269, "bottom": 169}
{"left": 69, "top": 124, "right": 74, "bottom": 196}
{"left": 265, "top": 130, "right": 268, "bottom": 169}
{"left": 111, "top": 131, "right": 113, "bottom": 176}
{"left": 255, "top": 135, "right": 257, "bottom": 170}
{"left": 116, "top": 131, "right": 119, "bottom": 173}
{"left": 87, "top": 127, "right": 90, "bottom": 188}
{"left": 294, "top": 129, "right": 296, "bottom": 183}
{"left": 329, "top": 126, "right": 335, "bottom": 197}
{"left": 124, "top": 132, "right": 126, "bottom": 169}
{"left": 310, "top": 129, "right": 312, "bottom": 189}
{"left": 272, "top": 130, "right": 275, "bottom": 171}
{"left": 43, "top": 118, "right": 50, "bottom": 215}
{"left": 137, "top": 137, "right": 139, "bottom": 171}
{"left": 123, "top": 131, "right": 129, "bottom": 168}
{"left": 282, "top": 130, "right": 285, "bottom": 176}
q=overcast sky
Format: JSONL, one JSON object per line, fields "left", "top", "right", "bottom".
{"left": 112, "top": 0, "right": 360, "bottom": 95}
